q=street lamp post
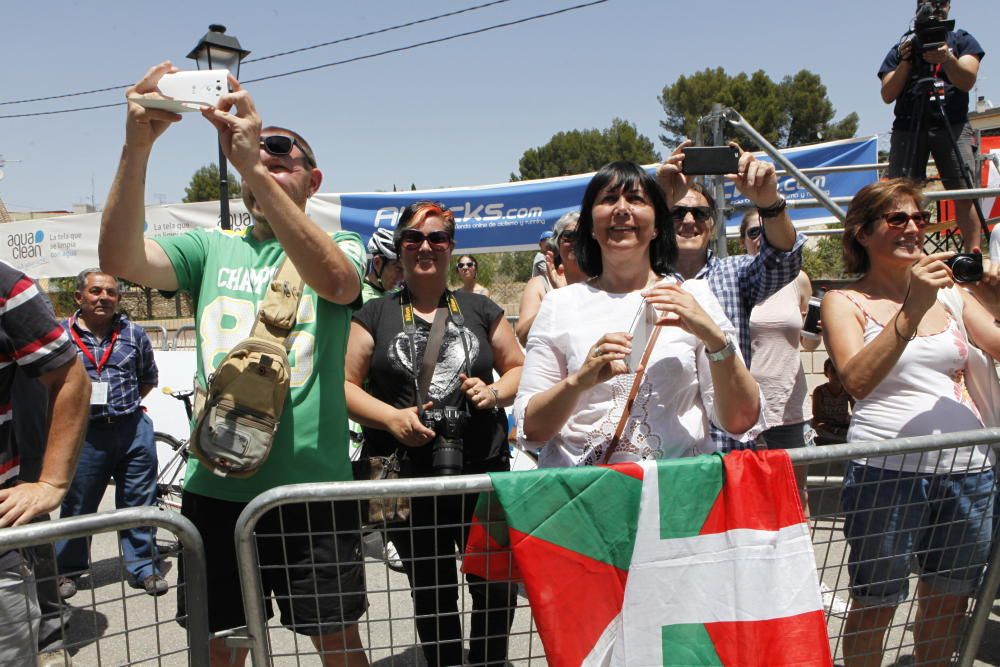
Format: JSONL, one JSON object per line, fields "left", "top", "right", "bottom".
{"left": 187, "top": 24, "right": 249, "bottom": 230}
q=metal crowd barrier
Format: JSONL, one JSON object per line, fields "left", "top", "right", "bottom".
{"left": 0, "top": 506, "right": 210, "bottom": 666}
{"left": 19, "top": 430, "right": 998, "bottom": 665}
{"left": 228, "top": 428, "right": 1000, "bottom": 666}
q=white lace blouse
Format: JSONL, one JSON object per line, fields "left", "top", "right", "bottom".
{"left": 513, "top": 278, "right": 765, "bottom": 468}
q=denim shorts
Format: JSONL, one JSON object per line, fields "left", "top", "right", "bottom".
{"left": 841, "top": 462, "right": 995, "bottom": 606}
{"left": 758, "top": 421, "right": 815, "bottom": 450}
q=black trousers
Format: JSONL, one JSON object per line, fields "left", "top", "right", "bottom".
{"left": 387, "top": 491, "right": 516, "bottom": 667}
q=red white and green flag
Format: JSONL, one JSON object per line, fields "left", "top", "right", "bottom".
{"left": 464, "top": 450, "right": 831, "bottom": 666}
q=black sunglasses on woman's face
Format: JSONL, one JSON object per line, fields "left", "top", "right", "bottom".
{"left": 744, "top": 227, "right": 762, "bottom": 240}
{"left": 399, "top": 229, "right": 452, "bottom": 250}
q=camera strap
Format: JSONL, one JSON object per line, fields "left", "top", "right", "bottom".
{"left": 400, "top": 288, "right": 471, "bottom": 414}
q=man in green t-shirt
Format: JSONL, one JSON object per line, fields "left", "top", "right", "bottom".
{"left": 99, "top": 62, "right": 368, "bottom": 667}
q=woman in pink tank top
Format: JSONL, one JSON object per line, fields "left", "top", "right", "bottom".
{"left": 823, "top": 179, "right": 1000, "bottom": 666}
{"left": 740, "top": 211, "right": 819, "bottom": 516}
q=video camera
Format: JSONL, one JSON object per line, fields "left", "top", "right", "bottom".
{"left": 908, "top": 0, "right": 954, "bottom": 55}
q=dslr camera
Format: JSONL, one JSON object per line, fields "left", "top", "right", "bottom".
{"left": 422, "top": 407, "right": 467, "bottom": 475}
{"left": 906, "top": 0, "right": 954, "bottom": 56}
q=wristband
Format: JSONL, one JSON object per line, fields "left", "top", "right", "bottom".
{"left": 757, "top": 196, "right": 787, "bottom": 219}
{"left": 893, "top": 314, "right": 917, "bottom": 342}
{"left": 488, "top": 386, "right": 500, "bottom": 410}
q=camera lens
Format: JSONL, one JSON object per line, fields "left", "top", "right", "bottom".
{"left": 948, "top": 254, "right": 984, "bottom": 283}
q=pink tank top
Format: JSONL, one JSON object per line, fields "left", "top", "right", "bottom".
{"left": 749, "top": 278, "right": 810, "bottom": 426}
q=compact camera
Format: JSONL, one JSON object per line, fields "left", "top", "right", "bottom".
{"left": 945, "top": 252, "right": 984, "bottom": 283}
{"left": 421, "top": 407, "right": 466, "bottom": 475}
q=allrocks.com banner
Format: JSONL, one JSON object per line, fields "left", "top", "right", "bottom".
{"left": 1, "top": 136, "right": 877, "bottom": 279}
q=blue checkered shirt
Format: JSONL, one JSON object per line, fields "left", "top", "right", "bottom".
{"left": 65, "top": 312, "right": 158, "bottom": 419}
{"left": 692, "top": 232, "right": 806, "bottom": 451}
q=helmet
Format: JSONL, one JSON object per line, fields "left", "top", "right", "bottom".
{"left": 367, "top": 228, "right": 398, "bottom": 261}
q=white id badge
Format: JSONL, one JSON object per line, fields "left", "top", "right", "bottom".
{"left": 90, "top": 381, "right": 109, "bottom": 405}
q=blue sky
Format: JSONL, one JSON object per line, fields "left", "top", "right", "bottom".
{"left": 1, "top": 0, "right": 995, "bottom": 213}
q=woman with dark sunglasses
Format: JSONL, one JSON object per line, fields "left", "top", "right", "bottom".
{"left": 344, "top": 201, "right": 522, "bottom": 666}
{"left": 823, "top": 179, "right": 1000, "bottom": 665}
{"left": 454, "top": 254, "right": 490, "bottom": 298}
{"left": 513, "top": 161, "right": 764, "bottom": 467}
{"left": 738, "top": 211, "right": 819, "bottom": 514}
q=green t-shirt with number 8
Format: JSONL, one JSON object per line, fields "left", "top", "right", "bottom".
{"left": 154, "top": 226, "right": 365, "bottom": 502}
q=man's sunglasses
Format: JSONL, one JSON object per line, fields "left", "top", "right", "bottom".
{"left": 744, "top": 227, "right": 763, "bottom": 240}
{"left": 398, "top": 229, "right": 452, "bottom": 250}
{"left": 670, "top": 206, "right": 712, "bottom": 223}
{"left": 881, "top": 211, "right": 933, "bottom": 229}
{"left": 260, "top": 135, "right": 315, "bottom": 167}
{"left": 456, "top": 261, "right": 475, "bottom": 269}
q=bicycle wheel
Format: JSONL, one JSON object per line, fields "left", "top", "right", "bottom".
{"left": 154, "top": 432, "right": 187, "bottom": 512}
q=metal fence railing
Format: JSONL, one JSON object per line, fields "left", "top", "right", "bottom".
{"left": 0, "top": 506, "right": 210, "bottom": 667}
{"left": 230, "top": 428, "right": 1000, "bottom": 666}
{"left": 8, "top": 429, "right": 1000, "bottom": 665}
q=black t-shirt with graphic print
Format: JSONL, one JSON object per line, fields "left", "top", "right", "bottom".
{"left": 352, "top": 289, "right": 509, "bottom": 474}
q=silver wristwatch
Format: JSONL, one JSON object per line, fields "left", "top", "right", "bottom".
{"left": 706, "top": 334, "right": 737, "bottom": 362}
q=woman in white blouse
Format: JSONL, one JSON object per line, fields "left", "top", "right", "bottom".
{"left": 513, "top": 160, "right": 764, "bottom": 467}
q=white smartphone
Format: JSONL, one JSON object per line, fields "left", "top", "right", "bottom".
{"left": 129, "top": 69, "right": 228, "bottom": 113}
{"left": 626, "top": 300, "right": 658, "bottom": 372}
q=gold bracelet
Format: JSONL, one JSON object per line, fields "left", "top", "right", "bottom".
{"left": 893, "top": 314, "right": 917, "bottom": 342}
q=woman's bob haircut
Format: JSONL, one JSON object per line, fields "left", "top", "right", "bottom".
{"left": 574, "top": 161, "right": 677, "bottom": 278}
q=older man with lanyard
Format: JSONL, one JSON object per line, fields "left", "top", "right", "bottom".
{"left": 55, "top": 268, "right": 163, "bottom": 597}
{"left": 658, "top": 143, "right": 805, "bottom": 451}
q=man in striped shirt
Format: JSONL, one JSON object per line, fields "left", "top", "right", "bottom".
{"left": 0, "top": 261, "right": 90, "bottom": 664}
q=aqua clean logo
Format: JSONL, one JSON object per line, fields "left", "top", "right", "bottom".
{"left": 7, "top": 229, "right": 45, "bottom": 260}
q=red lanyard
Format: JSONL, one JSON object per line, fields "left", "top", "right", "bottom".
{"left": 69, "top": 315, "right": 119, "bottom": 378}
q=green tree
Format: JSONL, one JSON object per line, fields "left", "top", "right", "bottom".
{"left": 801, "top": 234, "right": 848, "bottom": 280}
{"left": 778, "top": 71, "right": 859, "bottom": 146}
{"left": 183, "top": 163, "right": 243, "bottom": 203}
{"left": 511, "top": 118, "right": 660, "bottom": 181}
{"left": 658, "top": 68, "right": 858, "bottom": 151}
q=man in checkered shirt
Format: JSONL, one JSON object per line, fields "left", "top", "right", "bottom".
{"left": 658, "top": 143, "right": 805, "bottom": 451}
{"left": 0, "top": 261, "right": 90, "bottom": 664}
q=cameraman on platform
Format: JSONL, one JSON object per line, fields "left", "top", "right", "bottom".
{"left": 879, "top": 0, "right": 986, "bottom": 251}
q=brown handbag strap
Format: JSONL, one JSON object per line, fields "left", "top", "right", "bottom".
{"left": 601, "top": 325, "right": 662, "bottom": 465}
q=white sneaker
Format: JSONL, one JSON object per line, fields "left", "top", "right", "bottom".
{"left": 384, "top": 540, "right": 405, "bottom": 573}
{"left": 821, "top": 582, "right": 849, "bottom": 615}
